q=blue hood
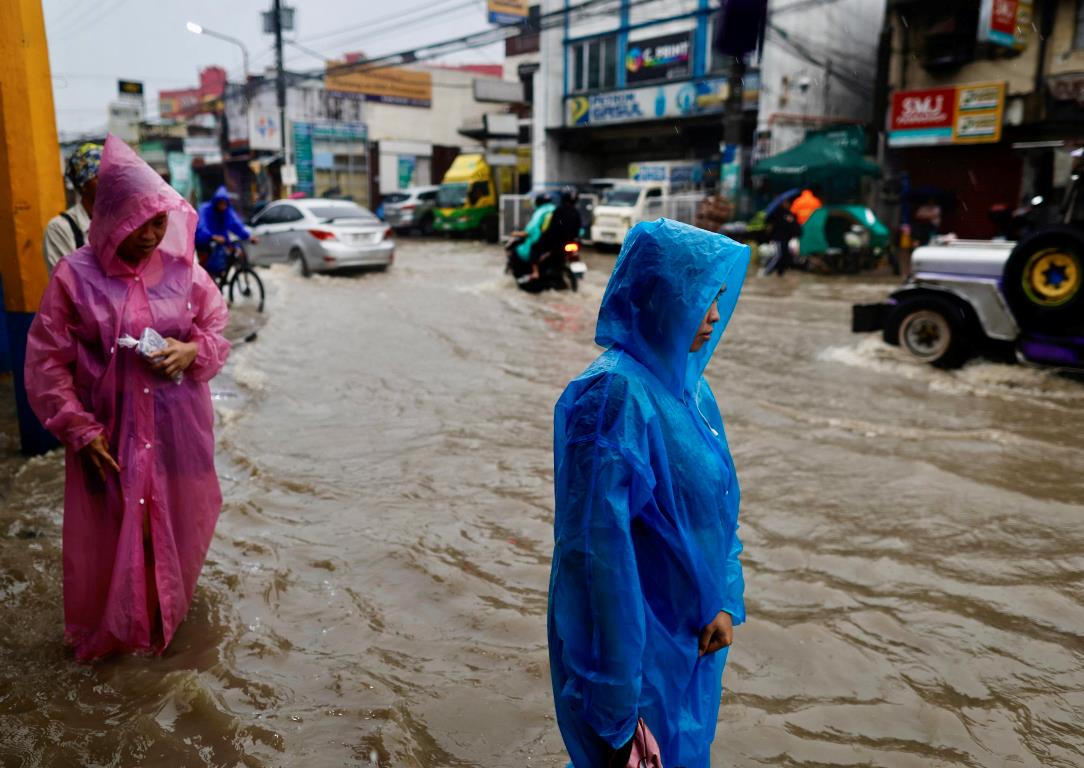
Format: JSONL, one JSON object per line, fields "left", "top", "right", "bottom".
{"left": 211, "top": 185, "right": 231, "bottom": 205}
{"left": 595, "top": 219, "right": 750, "bottom": 399}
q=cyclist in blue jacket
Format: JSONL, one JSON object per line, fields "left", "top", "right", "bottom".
{"left": 195, "top": 186, "right": 250, "bottom": 276}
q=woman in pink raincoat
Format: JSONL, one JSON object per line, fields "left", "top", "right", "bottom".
{"left": 25, "top": 134, "right": 230, "bottom": 661}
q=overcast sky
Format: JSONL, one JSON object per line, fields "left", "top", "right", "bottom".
{"left": 43, "top": 0, "right": 506, "bottom": 137}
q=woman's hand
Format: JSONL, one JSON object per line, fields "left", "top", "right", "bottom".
{"left": 149, "top": 339, "right": 198, "bottom": 379}
{"left": 80, "top": 434, "right": 120, "bottom": 482}
{"left": 698, "top": 611, "right": 734, "bottom": 657}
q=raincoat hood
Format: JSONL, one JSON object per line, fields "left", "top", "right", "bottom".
{"left": 89, "top": 134, "right": 197, "bottom": 275}
{"left": 211, "top": 185, "right": 231, "bottom": 205}
{"left": 595, "top": 219, "right": 750, "bottom": 398}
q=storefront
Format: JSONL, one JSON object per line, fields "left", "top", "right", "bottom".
{"left": 292, "top": 121, "right": 369, "bottom": 203}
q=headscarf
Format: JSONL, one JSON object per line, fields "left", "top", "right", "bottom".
{"left": 65, "top": 142, "right": 103, "bottom": 191}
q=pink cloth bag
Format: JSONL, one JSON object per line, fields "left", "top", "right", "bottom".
{"left": 625, "top": 718, "right": 664, "bottom": 768}
{"left": 25, "top": 134, "right": 230, "bottom": 661}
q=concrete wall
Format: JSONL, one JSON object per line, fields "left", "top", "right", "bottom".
{"left": 888, "top": 5, "right": 1041, "bottom": 96}
{"left": 1046, "top": 0, "right": 1084, "bottom": 76}
{"left": 757, "top": 0, "right": 884, "bottom": 156}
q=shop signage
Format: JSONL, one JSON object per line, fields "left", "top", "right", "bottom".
{"left": 978, "top": 0, "right": 1032, "bottom": 49}
{"left": 487, "top": 0, "right": 528, "bottom": 25}
{"left": 888, "top": 82, "right": 1005, "bottom": 146}
{"left": 626, "top": 32, "right": 691, "bottom": 85}
{"left": 249, "top": 110, "right": 282, "bottom": 151}
{"left": 117, "top": 80, "right": 143, "bottom": 98}
{"left": 326, "top": 63, "right": 433, "bottom": 108}
{"left": 293, "top": 121, "right": 368, "bottom": 196}
{"left": 566, "top": 75, "right": 756, "bottom": 127}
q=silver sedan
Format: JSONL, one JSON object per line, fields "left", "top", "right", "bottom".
{"left": 246, "top": 198, "right": 394, "bottom": 276}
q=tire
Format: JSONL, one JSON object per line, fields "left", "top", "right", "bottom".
{"left": 887, "top": 296, "right": 972, "bottom": 369}
{"left": 565, "top": 267, "right": 579, "bottom": 293}
{"left": 291, "top": 248, "right": 310, "bottom": 278}
{"left": 1002, "top": 228, "right": 1084, "bottom": 332}
{"left": 228, "top": 267, "right": 266, "bottom": 313}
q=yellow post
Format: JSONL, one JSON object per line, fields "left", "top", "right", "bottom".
{"left": 0, "top": 0, "right": 66, "bottom": 453}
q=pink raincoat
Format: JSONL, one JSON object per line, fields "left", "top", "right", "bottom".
{"left": 25, "top": 134, "right": 230, "bottom": 661}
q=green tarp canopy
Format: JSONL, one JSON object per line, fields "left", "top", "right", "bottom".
{"left": 753, "top": 133, "right": 881, "bottom": 196}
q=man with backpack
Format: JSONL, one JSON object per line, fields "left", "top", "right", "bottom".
{"left": 42, "top": 142, "right": 102, "bottom": 275}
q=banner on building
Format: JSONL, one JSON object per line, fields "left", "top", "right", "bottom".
{"left": 566, "top": 74, "right": 758, "bottom": 127}
{"left": 977, "top": 0, "right": 1032, "bottom": 49}
{"left": 626, "top": 32, "right": 691, "bottom": 85}
{"left": 249, "top": 110, "right": 283, "bottom": 151}
{"left": 487, "top": 0, "right": 528, "bottom": 25}
{"left": 326, "top": 63, "right": 432, "bottom": 108}
{"left": 888, "top": 82, "right": 1005, "bottom": 147}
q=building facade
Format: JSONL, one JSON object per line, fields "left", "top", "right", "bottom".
{"left": 884, "top": 0, "right": 1084, "bottom": 238}
{"left": 755, "top": 0, "right": 885, "bottom": 158}
{"left": 533, "top": 0, "right": 758, "bottom": 187}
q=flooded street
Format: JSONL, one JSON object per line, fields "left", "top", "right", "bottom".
{"left": 2, "top": 237, "right": 1082, "bottom": 767}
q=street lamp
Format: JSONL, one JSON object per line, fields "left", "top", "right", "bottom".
{"left": 186, "top": 20, "right": 250, "bottom": 79}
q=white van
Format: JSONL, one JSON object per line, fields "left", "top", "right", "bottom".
{"left": 590, "top": 182, "right": 667, "bottom": 247}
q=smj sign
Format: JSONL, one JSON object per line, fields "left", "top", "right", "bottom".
{"left": 888, "top": 82, "right": 1005, "bottom": 146}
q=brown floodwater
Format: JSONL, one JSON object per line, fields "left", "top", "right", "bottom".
{"left": 1, "top": 238, "right": 1082, "bottom": 767}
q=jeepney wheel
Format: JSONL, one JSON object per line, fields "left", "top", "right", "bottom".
{"left": 1003, "top": 229, "right": 1084, "bottom": 332}
{"left": 890, "top": 297, "right": 971, "bottom": 369}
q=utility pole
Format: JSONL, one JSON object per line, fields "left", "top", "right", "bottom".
{"left": 273, "top": 0, "right": 288, "bottom": 187}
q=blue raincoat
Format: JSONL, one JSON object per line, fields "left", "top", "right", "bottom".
{"left": 195, "top": 186, "right": 250, "bottom": 249}
{"left": 549, "top": 219, "right": 750, "bottom": 768}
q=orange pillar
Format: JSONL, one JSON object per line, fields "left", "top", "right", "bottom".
{"left": 0, "top": 0, "right": 66, "bottom": 453}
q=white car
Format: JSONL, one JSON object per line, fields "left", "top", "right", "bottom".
{"left": 246, "top": 198, "right": 394, "bottom": 275}
{"left": 590, "top": 183, "right": 666, "bottom": 248}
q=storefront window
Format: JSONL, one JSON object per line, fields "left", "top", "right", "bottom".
{"left": 570, "top": 36, "right": 617, "bottom": 93}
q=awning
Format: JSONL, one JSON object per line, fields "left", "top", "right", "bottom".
{"left": 753, "top": 134, "right": 881, "bottom": 189}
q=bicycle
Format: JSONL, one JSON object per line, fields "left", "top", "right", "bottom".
{"left": 206, "top": 238, "right": 265, "bottom": 313}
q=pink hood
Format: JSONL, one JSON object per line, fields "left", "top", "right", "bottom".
{"left": 90, "top": 134, "right": 197, "bottom": 275}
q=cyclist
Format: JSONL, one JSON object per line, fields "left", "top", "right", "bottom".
{"left": 195, "top": 186, "right": 251, "bottom": 278}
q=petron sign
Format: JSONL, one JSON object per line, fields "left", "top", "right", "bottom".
{"left": 888, "top": 82, "right": 1005, "bottom": 147}
{"left": 626, "top": 31, "right": 691, "bottom": 85}
{"left": 566, "top": 73, "right": 758, "bottom": 127}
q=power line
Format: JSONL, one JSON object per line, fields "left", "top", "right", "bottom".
{"left": 297, "top": 0, "right": 477, "bottom": 46}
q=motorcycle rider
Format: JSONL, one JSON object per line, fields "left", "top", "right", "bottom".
{"left": 508, "top": 192, "right": 556, "bottom": 280}
{"left": 195, "top": 185, "right": 251, "bottom": 277}
{"left": 549, "top": 186, "right": 583, "bottom": 250}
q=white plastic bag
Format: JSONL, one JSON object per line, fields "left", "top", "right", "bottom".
{"left": 118, "top": 327, "right": 183, "bottom": 384}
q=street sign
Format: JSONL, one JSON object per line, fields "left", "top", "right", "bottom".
{"left": 281, "top": 164, "right": 298, "bottom": 186}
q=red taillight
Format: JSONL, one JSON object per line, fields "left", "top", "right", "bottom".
{"left": 400, "top": 203, "right": 416, "bottom": 211}
{"left": 383, "top": 227, "right": 393, "bottom": 240}
{"left": 564, "top": 242, "right": 580, "bottom": 253}
{"left": 308, "top": 229, "right": 337, "bottom": 241}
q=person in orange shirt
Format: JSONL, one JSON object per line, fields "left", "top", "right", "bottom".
{"left": 790, "top": 186, "right": 823, "bottom": 225}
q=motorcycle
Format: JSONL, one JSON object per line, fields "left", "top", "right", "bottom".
{"left": 504, "top": 236, "right": 586, "bottom": 293}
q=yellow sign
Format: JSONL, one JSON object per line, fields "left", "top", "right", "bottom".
{"left": 952, "top": 81, "right": 1005, "bottom": 144}
{"left": 325, "top": 62, "right": 432, "bottom": 107}
{"left": 487, "top": 0, "right": 528, "bottom": 24}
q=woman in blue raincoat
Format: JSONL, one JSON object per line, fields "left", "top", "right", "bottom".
{"left": 549, "top": 219, "right": 750, "bottom": 768}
